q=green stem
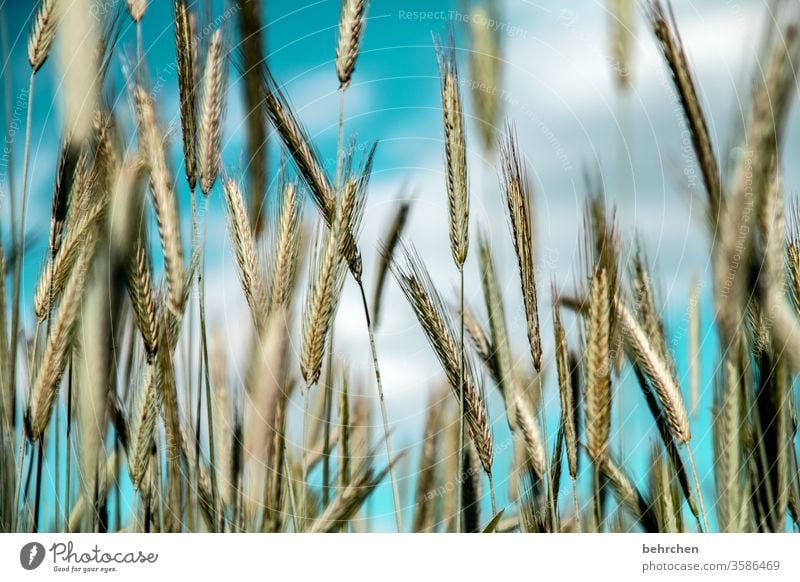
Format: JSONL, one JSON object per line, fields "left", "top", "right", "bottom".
{"left": 301, "top": 384, "right": 311, "bottom": 530}
{"left": 593, "top": 465, "right": 602, "bottom": 532}
{"left": 488, "top": 471, "right": 497, "bottom": 517}
{"left": 64, "top": 359, "right": 72, "bottom": 532}
{"left": 12, "top": 437, "right": 24, "bottom": 532}
{"left": 322, "top": 332, "right": 334, "bottom": 507}
{"left": 457, "top": 267, "right": 465, "bottom": 533}
{"left": 686, "top": 445, "right": 710, "bottom": 532}
{"left": 538, "top": 373, "right": 556, "bottom": 531}
{"left": 284, "top": 453, "right": 299, "bottom": 532}
{"left": 198, "top": 196, "right": 219, "bottom": 530}
{"left": 358, "top": 281, "right": 403, "bottom": 532}
{"left": 33, "top": 437, "right": 43, "bottom": 532}
{"left": 571, "top": 477, "right": 582, "bottom": 533}
{"left": 54, "top": 396, "right": 60, "bottom": 529}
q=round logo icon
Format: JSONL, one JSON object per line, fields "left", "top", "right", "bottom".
{"left": 20, "top": 542, "right": 46, "bottom": 570}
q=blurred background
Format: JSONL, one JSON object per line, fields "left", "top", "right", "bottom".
{"left": 1, "top": 0, "right": 794, "bottom": 530}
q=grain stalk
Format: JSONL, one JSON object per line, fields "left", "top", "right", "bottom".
{"left": 10, "top": 0, "right": 58, "bottom": 432}
{"left": 435, "top": 35, "right": 470, "bottom": 533}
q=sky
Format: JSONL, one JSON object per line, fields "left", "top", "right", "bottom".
{"left": 1, "top": 0, "right": 796, "bottom": 531}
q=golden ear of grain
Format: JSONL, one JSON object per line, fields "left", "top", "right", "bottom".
{"left": 336, "top": 0, "right": 368, "bottom": 89}
{"left": 223, "top": 178, "right": 268, "bottom": 328}
{"left": 646, "top": 0, "right": 721, "bottom": 227}
{"left": 128, "top": 363, "right": 159, "bottom": 489}
{"left": 28, "top": 0, "right": 58, "bottom": 72}
{"left": 499, "top": 126, "right": 542, "bottom": 371}
{"left": 174, "top": 0, "right": 197, "bottom": 190}
{"left": 127, "top": 0, "right": 147, "bottom": 22}
{"left": 300, "top": 180, "right": 357, "bottom": 386}
{"left": 29, "top": 237, "right": 95, "bottom": 439}
{"left": 93, "top": 110, "right": 121, "bottom": 192}
{"left": 133, "top": 84, "right": 185, "bottom": 315}
{"left": 128, "top": 238, "right": 159, "bottom": 363}
{"left": 258, "top": 64, "right": 334, "bottom": 215}
{"left": 257, "top": 61, "right": 364, "bottom": 279}
{"left": 268, "top": 181, "right": 302, "bottom": 311}
{"left": 198, "top": 29, "right": 227, "bottom": 195}
{"left": 391, "top": 243, "right": 493, "bottom": 473}
{"left": 34, "top": 197, "right": 107, "bottom": 322}
{"left": 617, "top": 298, "right": 690, "bottom": 444}
{"left": 584, "top": 267, "right": 611, "bottom": 463}
{"left": 435, "top": 38, "right": 469, "bottom": 268}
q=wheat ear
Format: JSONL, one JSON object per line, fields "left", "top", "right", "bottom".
{"left": 128, "top": 237, "right": 159, "bottom": 363}
{"left": 499, "top": 125, "right": 542, "bottom": 370}
{"left": 28, "top": 238, "right": 95, "bottom": 439}
{"left": 255, "top": 62, "right": 362, "bottom": 278}
{"left": 28, "top": 0, "right": 58, "bottom": 72}
{"left": 34, "top": 197, "right": 108, "bottom": 321}
{"left": 223, "top": 178, "right": 268, "bottom": 328}
{"left": 647, "top": 0, "right": 721, "bottom": 226}
{"left": 268, "top": 181, "right": 302, "bottom": 311}
{"left": 390, "top": 243, "right": 493, "bottom": 473}
{"left": 336, "top": 0, "right": 368, "bottom": 90}
{"left": 198, "top": 29, "right": 227, "bottom": 195}
{"left": 435, "top": 36, "right": 469, "bottom": 268}
{"left": 134, "top": 84, "right": 185, "bottom": 315}
{"left": 126, "top": 0, "right": 147, "bottom": 21}
{"left": 617, "top": 299, "right": 690, "bottom": 444}
{"left": 173, "top": 0, "right": 197, "bottom": 190}
{"left": 585, "top": 267, "right": 611, "bottom": 462}
{"left": 300, "top": 181, "right": 356, "bottom": 386}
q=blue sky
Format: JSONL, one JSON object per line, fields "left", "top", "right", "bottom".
{"left": 1, "top": 0, "right": 796, "bottom": 531}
